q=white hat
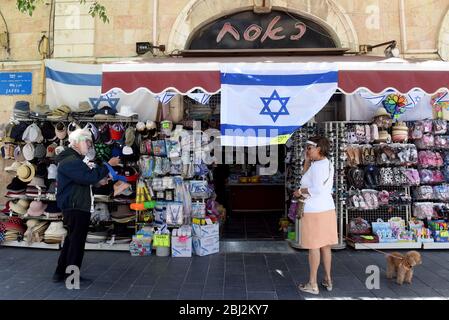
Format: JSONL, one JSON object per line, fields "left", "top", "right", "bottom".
{"left": 55, "top": 146, "right": 65, "bottom": 156}
{"left": 23, "top": 143, "right": 35, "bottom": 161}
{"left": 116, "top": 105, "right": 138, "bottom": 117}
{"left": 44, "top": 221, "right": 67, "bottom": 237}
{"left": 22, "top": 124, "right": 43, "bottom": 143}
{"left": 47, "top": 164, "right": 58, "bottom": 180}
{"left": 136, "top": 122, "right": 146, "bottom": 132}
{"left": 5, "top": 161, "right": 22, "bottom": 173}
{"left": 146, "top": 120, "right": 157, "bottom": 130}
{"left": 122, "top": 145, "right": 133, "bottom": 155}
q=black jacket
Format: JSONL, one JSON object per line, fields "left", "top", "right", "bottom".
{"left": 56, "top": 148, "right": 109, "bottom": 213}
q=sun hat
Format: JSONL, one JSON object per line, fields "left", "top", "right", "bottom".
{"left": 10, "top": 199, "right": 30, "bottom": 215}
{"left": 55, "top": 122, "right": 67, "bottom": 140}
{"left": 116, "top": 105, "right": 138, "bottom": 118}
{"left": 17, "top": 162, "right": 36, "bottom": 182}
{"left": 26, "top": 201, "right": 48, "bottom": 217}
{"left": 125, "top": 127, "right": 136, "bottom": 146}
{"left": 47, "top": 164, "right": 58, "bottom": 180}
{"left": 44, "top": 221, "right": 67, "bottom": 237}
{"left": 14, "top": 145, "right": 25, "bottom": 162}
{"left": 94, "top": 106, "right": 117, "bottom": 120}
{"left": 22, "top": 143, "right": 35, "bottom": 161}
{"left": 2, "top": 123, "right": 16, "bottom": 143}
{"left": 78, "top": 101, "right": 93, "bottom": 112}
{"left": 374, "top": 107, "right": 390, "bottom": 118}
{"left": 47, "top": 105, "right": 71, "bottom": 120}
{"left": 5, "top": 161, "right": 22, "bottom": 173}
{"left": 22, "top": 123, "right": 44, "bottom": 143}
{"left": 4, "top": 217, "right": 25, "bottom": 234}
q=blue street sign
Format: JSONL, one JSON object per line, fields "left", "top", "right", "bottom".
{"left": 0, "top": 72, "right": 32, "bottom": 95}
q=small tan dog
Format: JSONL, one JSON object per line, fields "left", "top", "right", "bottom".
{"left": 386, "top": 251, "right": 422, "bottom": 285}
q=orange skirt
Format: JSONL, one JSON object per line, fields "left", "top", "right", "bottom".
{"left": 300, "top": 210, "right": 338, "bottom": 249}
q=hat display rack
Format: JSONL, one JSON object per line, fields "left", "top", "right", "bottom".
{"left": 0, "top": 105, "right": 143, "bottom": 250}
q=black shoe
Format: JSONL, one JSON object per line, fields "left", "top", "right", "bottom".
{"left": 52, "top": 272, "right": 65, "bottom": 283}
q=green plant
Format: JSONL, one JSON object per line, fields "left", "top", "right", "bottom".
{"left": 16, "top": 0, "right": 109, "bottom": 23}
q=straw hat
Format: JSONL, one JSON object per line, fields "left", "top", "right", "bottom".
{"left": 17, "top": 162, "right": 36, "bottom": 182}
{"left": 374, "top": 107, "right": 390, "bottom": 118}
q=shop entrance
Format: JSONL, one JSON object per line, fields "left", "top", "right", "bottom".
{"left": 216, "top": 147, "right": 286, "bottom": 240}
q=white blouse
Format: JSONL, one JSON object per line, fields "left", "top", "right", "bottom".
{"left": 300, "top": 158, "right": 335, "bottom": 213}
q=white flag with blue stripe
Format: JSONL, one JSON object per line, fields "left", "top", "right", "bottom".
{"left": 220, "top": 63, "right": 338, "bottom": 146}
{"left": 45, "top": 59, "right": 159, "bottom": 121}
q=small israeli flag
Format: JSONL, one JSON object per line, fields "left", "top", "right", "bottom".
{"left": 156, "top": 92, "right": 177, "bottom": 105}
{"left": 187, "top": 93, "right": 212, "bottom": 105}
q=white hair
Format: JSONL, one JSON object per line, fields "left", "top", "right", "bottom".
{"left": 68, "top": 128, "right": 92, "bottom": 147}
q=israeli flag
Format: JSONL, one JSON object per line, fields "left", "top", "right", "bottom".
{"left": 155, "top": 92, "right": 177, "bottom": 105}
{"left": 45, "top": 59, "right": 159, "bottom": 121}
{"left": 187, "top": 93, "right": 212, "bottom": 105}
{"left": 220, "top": 63, "right": 338, "bottom": 146}
{"left": 46, "top": 59, "right": 102, "bottom": 109}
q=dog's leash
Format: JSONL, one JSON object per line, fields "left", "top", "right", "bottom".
{"left": 343, "top": 236, "right": 404, "bottom": 260}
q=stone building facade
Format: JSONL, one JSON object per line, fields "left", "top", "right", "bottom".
{"left": 0, "top": 0, "right": 449, "bottom": 198}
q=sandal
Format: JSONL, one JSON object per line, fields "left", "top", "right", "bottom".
{"left": 298, "top": 283, "right": 319, "bottom": 295}
{"left": 322, "top": 279, "right": 333, "bottom": 291}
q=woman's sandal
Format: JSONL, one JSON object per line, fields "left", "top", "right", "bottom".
{"left": 321, "top": 279, "right": 333, "bottom": 292}
{"left": 298, "top": 283, "right": 319, "bottom": 295}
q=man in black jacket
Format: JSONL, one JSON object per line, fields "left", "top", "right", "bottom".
{"left": 53, "top": 128, "right": 120, "bottom": 283}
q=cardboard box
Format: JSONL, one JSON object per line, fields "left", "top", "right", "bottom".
{"left": 192, "top": 235, "right": 219, "bottom": 256}
{"left": 192, "top": 222, "right": 219, "bottom": 238}
{"left": 171, "top": 235, "right": 192, "bottom": 257}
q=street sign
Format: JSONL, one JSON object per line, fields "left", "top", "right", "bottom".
{"left": 0, "top": 72, "right": 32, "bottom": 95}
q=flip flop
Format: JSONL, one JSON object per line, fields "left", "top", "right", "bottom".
{"left": 321, "top": 279, "right": 333, "bottom": 291}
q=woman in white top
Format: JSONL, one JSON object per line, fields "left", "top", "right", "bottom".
{"left": 294, "top": 136, "right": 338, "bottom": 295}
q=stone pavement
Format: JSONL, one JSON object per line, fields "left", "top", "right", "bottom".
{"left": 1, "top": 243, "right": 449, "bottom": 300}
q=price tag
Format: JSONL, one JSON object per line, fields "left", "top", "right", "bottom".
{"left": 153, "top": 234, "right": 170, "bottom": 247}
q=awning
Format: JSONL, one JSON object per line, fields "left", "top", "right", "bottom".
{"left": 101, "top": 56, "right": 449, "bottom": 95}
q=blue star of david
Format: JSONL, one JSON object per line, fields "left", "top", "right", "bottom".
{"left": 89, "top": 95, "right": 120, "bottom": 111}
{"left": 260, "top": 90, "right": 290, "bottom": 123}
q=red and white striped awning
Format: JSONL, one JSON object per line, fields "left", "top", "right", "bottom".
{"left": 101, "top": 56, "right": 449, "bottom": 95}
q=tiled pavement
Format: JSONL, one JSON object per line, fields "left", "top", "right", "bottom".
{"left": 1, "top": 245, "right": 449, "bottom": 300}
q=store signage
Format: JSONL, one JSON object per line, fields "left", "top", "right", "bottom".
{"left": 0, "top": 72, "right": 32, "bottom": 95}
{"left": 216, "top": 16, "right": 307, "bottom": 44}
{"left": 188, "top": 10, "right": 336, "bottom": 50}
